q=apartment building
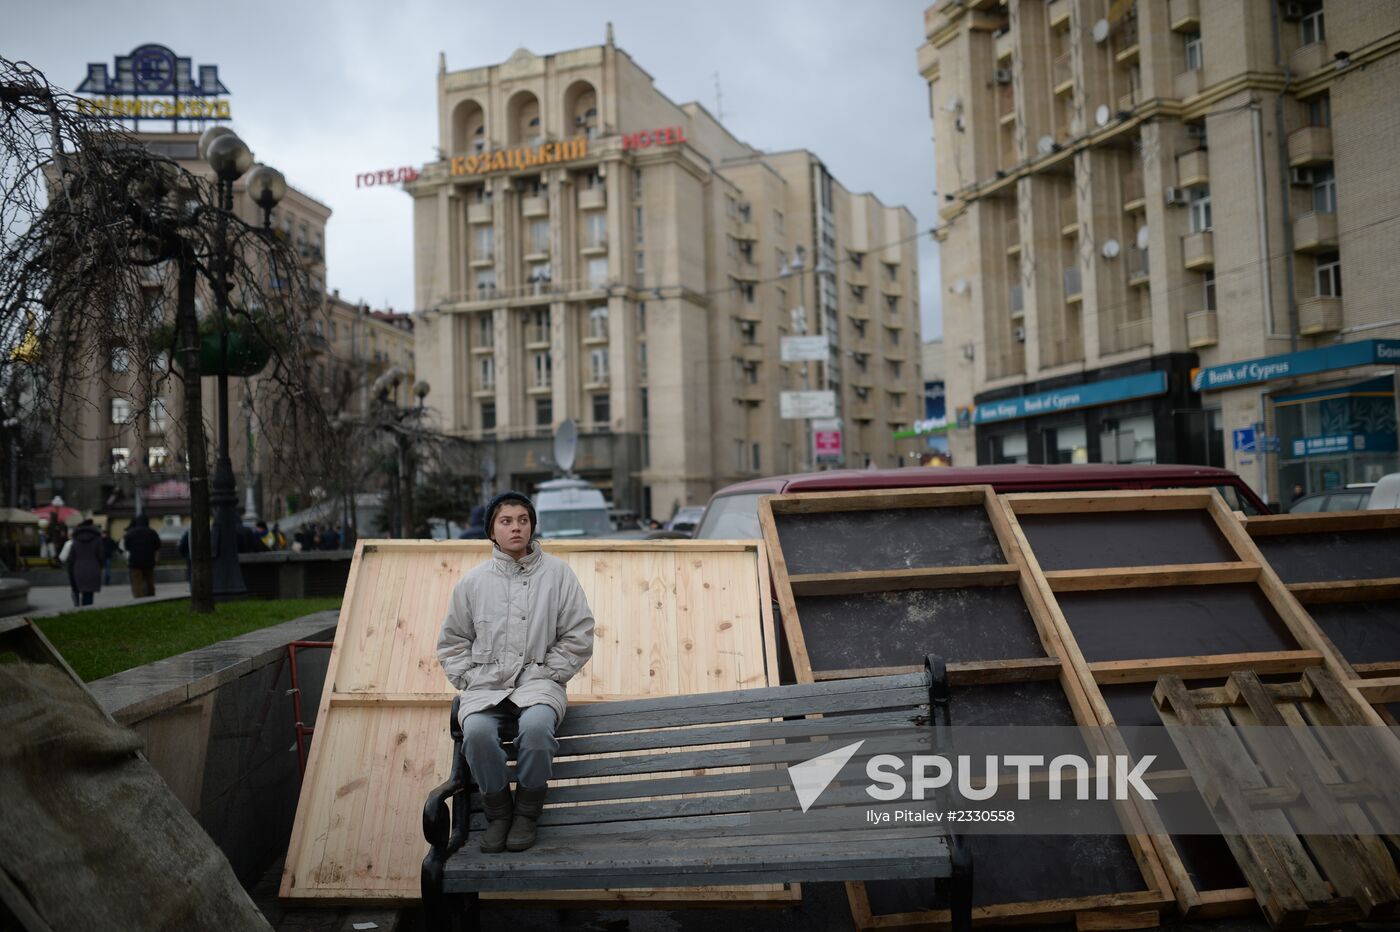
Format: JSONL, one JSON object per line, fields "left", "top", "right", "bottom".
{"left": 920, "top": 0, "right": 1399, "bottom": 505}
{"left": 410, "top": 32, "right": 923, "bottom": 519}
{"left": 47, "top": 130, "right": 361, "bottom": 521}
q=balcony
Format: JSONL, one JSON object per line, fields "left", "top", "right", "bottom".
{"left": 1105, "top": 317, "right": 1153, "bottom": 354}
{"left": 1176, "top": 149, "right": 1209, "bottom": 188}
{"left": 581, "top": 235, "right": 609, "bottom": 257}
{"left": 1291, "top": 41, "right": 1329, "bottom": 77}
{"left": 736, "top": 220, "right": 757, "bottom": 242}
{"left": 469, "top": 254, "right": 495, "bottom": 268}
{"left": 468, "top": 202, "right": 493, "bottom": 224}
{"left": 738, "top": 342, "right": 764, "bottom": 364}
{"left": 735, "top": 383, "right": 765, "bottom": 404}
{"left": 1114, "top": 16, "right": 1140, "bottom": 63}
{"left": 578, "top": 187, "right": 606, "bottom": 211}
{"left": 1293, "top": 211, "right": 1338, "bottom": 253}
{"left": 994, "top": 28, "right": 1015, "bottom": 63}
{"left": 1053, "top": 53, "right": 1073, "bottom": 96}
{"left": 1059, "top": 192, "right": 1079, "bottom": 235}
{"left": 1123, "top": 170, "right": 1145, "bottom": 212}
{"left": 1299, "top": 295, "right": 1343, "bottom": 335}
{"left": 1174, "top": 67, "right": 1204, "bottom": 100}
{"left": 521, "top": 196, "right": 549, "bottom": 218}
{"left": 1005, "top": 217, "right": 1022, "bottom": 254}
{"left": 882, "top": 278, "right": 903, "bottom": 297}
{"left": 1063, "top": 265, "right": 1083, "bottom": 301}
{"left": 1182, "top": 230, "right": 1214, "bottom": 269}
{"left": 1186, "top": 309, "right": 1218, "bottom": 347}
{"left": 1288, "top": 125, "right": 1333, "bottom": 166}
{"left": 1169, "top": 0, "right": 1200, "bottom": 30}
{"left": 1009, "top": 284, "right": 1024, "bottom": 317}
{"left": 997, "top": 84, "right": 1017, "bottom": 126}
{"left": 1118, "top": 89, "right": 1137, "bottom": 112}
{"left": 584, "top": 373, "right": 611, "bottom": 391}
{"left": 1047, "top": 0, "right": 1070, "bottom": 28}
{"left": 1128, "top": 246, "right": 1150, "bottom": 286}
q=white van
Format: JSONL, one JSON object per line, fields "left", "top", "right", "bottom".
{"left": 1367, "top": 472, "right": 1400, "bottom": 510}
{"left": 533, "top": 477, "right": 612, "bottom": 538}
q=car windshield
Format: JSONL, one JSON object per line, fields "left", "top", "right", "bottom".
{"left": 536, "top": 509, "right": 612, "bottom": 538}
{"left": 694, "top": 493, "right": 766, "bottom": 539}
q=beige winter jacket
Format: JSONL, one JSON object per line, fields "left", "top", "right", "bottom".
{"left": 436, "top": 541, "right": 595, "bottom": 727}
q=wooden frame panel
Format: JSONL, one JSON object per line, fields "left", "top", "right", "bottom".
{"left": 281, "top": 539, "right": 790, "bottom": 906}
{"left": 760, "top": 486, "right": 1173, "bottom": 929}
{"left": 1001, "top": 490, "right": 1388, "bottom": 922}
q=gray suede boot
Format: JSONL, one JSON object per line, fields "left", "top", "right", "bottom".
{"left": 479, "top": 789, "right": 513, "bottom": 853}
{"left": 505, "top": 785, "right": 548, "bottom": 852}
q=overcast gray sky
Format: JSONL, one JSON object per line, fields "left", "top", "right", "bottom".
{"left": 5, "top": 0, "right": 943, "bottom": 338}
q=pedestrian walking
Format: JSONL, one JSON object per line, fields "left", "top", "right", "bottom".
{"left": 436, "top": 491, "right": 595, "bottom": 853}
{"left": 100, "top": 528, "right": 119, "bottom": 585}
{"left": 121, "top": 514, "right": 162, "bottom": 598}
{"left": 62, "top": 519, "right": 105, "bottom": 607}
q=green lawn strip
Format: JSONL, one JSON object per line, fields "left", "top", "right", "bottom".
{"left": 34, "top": 597, "right": 341, "bottom": 682}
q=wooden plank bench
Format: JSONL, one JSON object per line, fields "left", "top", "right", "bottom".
{"left": 421, "top": 656, "right": 972, "bottom": 931}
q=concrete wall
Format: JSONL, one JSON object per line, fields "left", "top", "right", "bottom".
{"left": 88, "top": 611, "right": 338, "bottom": 888}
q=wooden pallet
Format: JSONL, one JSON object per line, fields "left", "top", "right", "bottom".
{"left": 1154, "top": 667, "right": 1400, "bottom": 927}
{"left": 1246, "top": 510, "right": 1400, "bottom": 719}
{"left": 759, "top": 486, "right": 1174, "bottom": 930}
{"left": 281, "top": 539, "right": 790, "bottom": 906}
{"left": 998, "top": 489, "right": 1387, "bottom": 922}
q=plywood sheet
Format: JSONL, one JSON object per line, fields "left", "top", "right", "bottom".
{"left": 281, "top": 540, "right": 783, "bottom": 904}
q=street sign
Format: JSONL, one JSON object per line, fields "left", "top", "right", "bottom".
{"left": 813, "top": 419, "right": 843, "bottom": 464}
{"left": 1232, "top": 428, "right": 1256, "bottom": 453}
{"left": 781, "top": 335, "right": 827, "bottom": 362}
{"left": 780, "top": 390, "right": 836, "bottom": 419}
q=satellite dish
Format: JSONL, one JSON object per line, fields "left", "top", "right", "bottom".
{"left": 950, "top": 278, "right": 971, "bottom": 296}
{"left": 943, "top": 94, "right": 963, "bottom": 113}
{"left": 1093, "top": 19, "right": 1110, "bottom": 43}
{"left": 1102, "top": 239, "right": 1121, "bottom": 259}
{"left": 1037, "top": 135, "right": 1055, "bottom": 155}
{"left": 481, "top": 452, "right": 497, "bottom": 481}
{"left": 1096, "top": 104, "right": 1111, "bottom": 126}
{"left": 553, "top": 418, "right": 578, "bottom": 476}
{"left": 1136, "top": 225, "right": 1150, "bottom": 249}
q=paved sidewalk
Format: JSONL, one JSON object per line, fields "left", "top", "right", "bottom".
{"left": 7, "top": 581, "right": 191, "bottom": 620}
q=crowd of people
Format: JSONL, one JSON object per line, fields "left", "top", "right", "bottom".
{"left": 58, "top": 514, "right": 162, "bottom": 607}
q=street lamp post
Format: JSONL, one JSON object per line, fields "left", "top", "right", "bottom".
{"left": 199, "top": 128, "right": 286, "bottom": 598}
{"left": 371, "top": 367, "right": 430, "bottom": 538}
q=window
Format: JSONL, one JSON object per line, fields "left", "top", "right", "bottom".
{"left": 639, "top": 387, "right": 649, "bottom": 426}
{"left": 474, "top": 225, "right": 494, "bottom": 258}
{"left": 737, "top": 320, "right": 758, "bottom": 344}
{"left": 888, "top": 360, "right": 903, "bottom": 379}
{"left": 590, "top": 347, "right": 609, "bottom": 383}
{"left": 329, "top": 321, "right": 338, "bottom": 342}
{"left": 526, "top": 261, "right": 552, "bottom": 287}
{"left": 478, "top": 356, "right": 495, "bottom": 390}
{"left": 149, "top": 396, "right": 170, "bottom": 432}
{"left": 632, "top": 167, "right": 642, "bottom": 199}
{"left": 476, "top": 314, "right": 494, "bottom": 347}
{"left": 1316, "top": 251, "right": 1342, "bottom": 297}
{"left": 637, "top": 301, "right": 646, "bottom": 334}
{"left": 850, "top": 251, "right": 864, "bottom": 270}
{"left": 638, "top": 341, "right": 648, "bottom": 380}
{"left": 853, "top": 352, "right": 868, "bottom": 373}
{"left": 850, "top": 283, "right": 866, "bottom": 303}
{"left": 852, "top": 318, "right": 867, "bottom": 338}
{"left": 592, "top": 393, "right": 610, "bottom": 425}
{"left": 751, "top": 442, "right": 761, "bottom": 473}
{"left": 634, "top": 206, "right": 644, "bottom": 244}
{"left": 529, "top": 219, "right": 549, "bottom": 255}
{"left": 533, "top": 351, "right": 552, "bottom": 388}
{"left": 1204, "top": 271, "right": 1217, "bottom": 310}
{"left": 734, "top": 439, "right": 746, "bottom": 473}
{"left": 1183, "top": 31, "right": 1203, "bottom": 71}
{"left": 886, "top": 295, "right": 899, "bottom": 314}
{"left": 587, "top": 257, "right": 608, "bottom": 288}
{"left": 737, "top": 281, "right": 755, "bottom": 304}
{"left": 480, "top": 402, "right": 496, "bottom": 432}
{"left": 1300, "top": 3, "right": 1325, "bottom": 45}
{"left": 1308, "top": 94, "right": 1331, "bottom": 127}
{"left": 535, "top": 397, "right": 552, "bottom": 427}
{"left": 585, "top": 212, "right": 606, "bottom": 248}
{"left": 110, "top": 347, "right": 129, "bottom": 372}
{"left": 727, "top": 235, "right": 738, "bottom": 259}
{"left": 527, "top": 309, "right": 550, "bottom": 344}
{"left": 147, "top": 446, "right": 169, "bottom": 471}
{"left": 111, "top": 398, "right": 131, "bottom": 424}
{"left": 635, "top": 251, "right": 645, "bottom": 286}
{"left": 588, "top": 306, "right": 609, "bottom": 339}
{"left": 477, "top": 268, "right": 496, "bottom": 293}
{"left": 883, "top": 262, "right": 898, "bottom": 283}
{"left": 1311, "top": 166, "right": 1337, "bottom": 214}
{"left": 110, "top": 447, "right": 130, "bottom": 473}
{"left": 737, "top": 202, "right": 752, "bottom": 222}
{"left": 887, "top": 327, "right": 901, "bottom": 346}
{"left": 725, "top": 195, "right": 737, "bottom": 218}
{"left": 1189, "top": 186, "right": 1212, "bottom": 232}
{"left": 774, "top": 210, "right": 785, "bottom": 236}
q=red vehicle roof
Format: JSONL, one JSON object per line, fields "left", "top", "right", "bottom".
{"left": 708, "top": 463, "right": 1269, "bottom": 511}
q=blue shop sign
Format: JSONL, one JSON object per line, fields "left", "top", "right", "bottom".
{"left": 1290, "top": 432, "right": 1397, "bottom": 457}
{"left": 1192, "top": 340, "right": 1400, "bottom": 391}
{"left": 973, "top": 372, "right": 1167, "bottom": 425}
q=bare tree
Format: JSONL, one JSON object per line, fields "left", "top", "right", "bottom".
{"left": 0, "top": 57, "right": 330, "bottom": 612}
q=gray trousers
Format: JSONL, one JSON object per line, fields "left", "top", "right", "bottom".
{"left": 461, "top": 700, "right": 559, "bottom": 794}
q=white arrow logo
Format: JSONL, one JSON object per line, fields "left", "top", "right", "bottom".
{"left": 787, "top": 740, "right": 866, "bottom": 813}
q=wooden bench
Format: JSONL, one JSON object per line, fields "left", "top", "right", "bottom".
{"left": 421, "top": 656, "right": 972, "bottom": 931}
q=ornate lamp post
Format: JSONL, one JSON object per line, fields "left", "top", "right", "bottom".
{"left": 198, "top": 127, "right": 285, "bottom": 597}
{"left": 371, "top": 367, "right": 431, "bottom": 538}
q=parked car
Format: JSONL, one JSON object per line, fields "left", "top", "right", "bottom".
{"left": 1367, "top": 472, "right": 1400, "bottom": 510}
{"left": 665, "top": 505, "right": 706, "bottom": 534}
{"left": 1289, "top": 484, "right": 1374, "bottom": 513}
{"left": 694, "top": 464, "right": 1271, "bottom": 540}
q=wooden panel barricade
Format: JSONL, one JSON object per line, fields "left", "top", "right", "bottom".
{"left": 759, "top": 486, "right": 1174, "bottom": 930}
{"left": 999, "top": 490, "right": 1389, "bottom": 923}
{"left": 280, "top": 539, "right": 786, "bottom": 905}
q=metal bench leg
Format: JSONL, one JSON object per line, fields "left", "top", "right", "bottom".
{"left": 421, "top": 854, "right": 447, "bottom": 932}
{"left": 950, "top": 834, "right": 974, "bottom": 932}
{"left": 463, "top": 892, "right": 481, "bottom": 932}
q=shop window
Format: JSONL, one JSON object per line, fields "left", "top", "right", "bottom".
{"left": 988, "top": 431, "right": 1028, "bottom": 465}
{"left": 1100, "top": 414, "right": 1157, "bottom": 464}
{"left": 1043, "top": 423, "right": 1088, "bottom": 464}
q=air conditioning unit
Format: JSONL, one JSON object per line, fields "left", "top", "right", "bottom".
{"left": 1290, "top": 166, "right": 1315, "bottom": 186}
{"left": 1164, "top": 186, "right": 1189, "bottom": 206}
{"left": 1013, "top": 326, "right": 1026, "bottom": 343}
{"left": 994, "top": 67, "right": 1013, "bottom": 85}
{"left": 1282, "top": 1, "right": 1305, "bottom": 20}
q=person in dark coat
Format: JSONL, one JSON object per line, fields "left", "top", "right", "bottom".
{"left": 459, "top": 505, "right": 487, "bottom": 540}
{"left": 319, "top": 524, "right": 340, "bottom": 550}
{"left": 122, "top": 514, "right": 162, "bottom": 598}
{"left": 100, "top": 529, "right": 119, "bottom": 585}
{"left": 64, "top": 519, "right": 105, "bottom": 606}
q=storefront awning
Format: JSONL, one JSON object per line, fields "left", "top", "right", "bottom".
{"left": 973, "top": 371, "right": 1167, "bottom": 425}
{"left": 1192, "top": 339, "right": 1400, "bottom": 392}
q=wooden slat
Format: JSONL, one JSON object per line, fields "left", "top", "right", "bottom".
{"left": 1351, "top": 676, "right": 1400, "bottom": 703}
{"left": 1005, "top": 490, "right": 1215, "bottom": 514}
{"left": 788, "top": 564, "right": 1019, "bottom": 596}
{"left": 1088, "top": 650, "right": 1324, "bottom": 685}
{"left": 1287, "top": 578, "right": 1400, "bottom": 605}
{"left": 1044, "top": 562, "right": 1260, "bottom": 592}
{"left": 767, "top": 486, "right": 987, "bottom": 515}
{"left": 556, "top": 710, "right": 910, "bottom": 757}
{"left": 1245, "top": 510, "right": 1400, "bottom": 537}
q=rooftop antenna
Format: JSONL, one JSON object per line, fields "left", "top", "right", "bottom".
{"left": 714, "top": 71, "right": 725, "bottom": 123}
{"left": 553, "top": 418, "right": 578, "bottom": 477}
{"left": 606, "top": 22, "right": 615, "bottom": 47}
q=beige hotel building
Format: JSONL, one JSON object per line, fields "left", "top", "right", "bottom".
{"left": 410, "top": 31, "right": 923, "bottom": 520}
{"left": 921, "top": 0, "right": 1400, "bottom": 507}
